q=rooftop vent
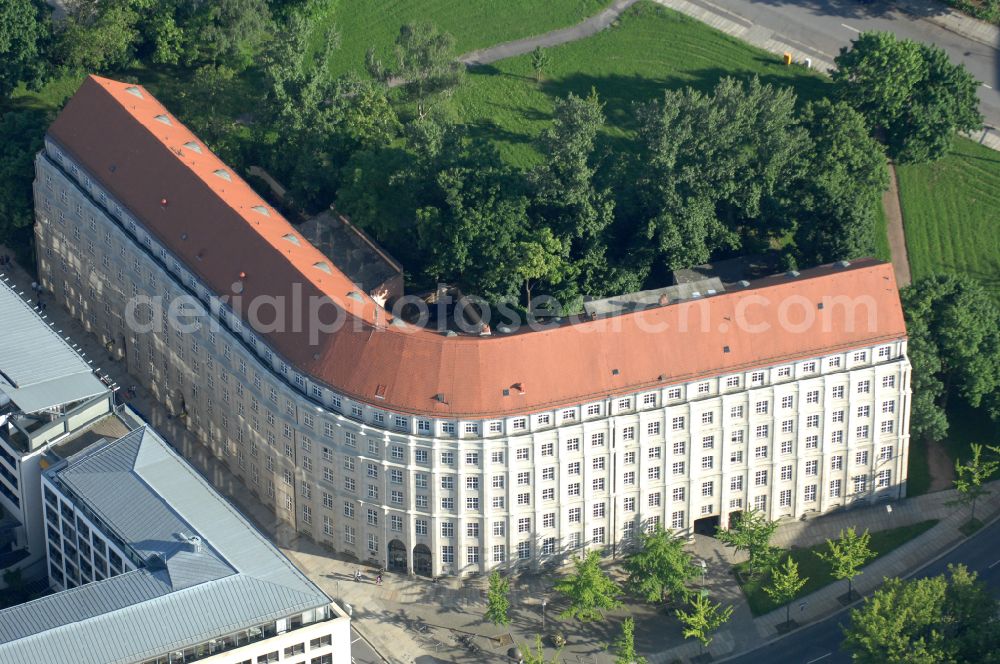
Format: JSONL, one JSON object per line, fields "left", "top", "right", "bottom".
{"left": 723, "top": 346, "right": 730, "bottom": 353}
{"left": 124, "top": 86, "right": 143, "bottom": 99}
{"left": 347, "top": 291, "right": 364, "bottom": 302}
{"left": 282, "top": 233, "right": 300, "bottom": 246}
{"left": 375, "top": 384, "right": 386, "bottom": 399}
{"left": 817, "top": 302, "right": 824, "bottom": 310}
{"left": 787, "top": 270, "right": 801, "bottom": 278}
{"left": 835, "top": 260, "right": 851, "bottom": 268}
{"left": 313, "top": 261, "right": 332, "bottom": 274}
{"left": 182, "top": 141, "right": 202, "bottom": 154}
{"left": 612, "top": 368, "right": 620, "bottom": 376}
{"left": 153, "top": 114, "right": 172, "bottom": 126}
{"left": 188, "top": 536, "right": 203, "bottom": 554}
{"left": 444, "top": 330, "right": 457, "bottom": 337}
{"left": 738, "top": 280, "right": 750, "bottom": 288}
{"left": 434, "top": 393, "right": 446, "bottom": 403}
{"left": 251, "top": 205, "right": 270, "bottom": 216}
{"left": 213, "top": 169, "right": 231, "bottom": 182}
{"left": 502, "top": 388, "right": 510, "bottom": 396}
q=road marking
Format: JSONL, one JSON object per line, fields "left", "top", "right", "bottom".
{"left": 841, "top": 23, "right": 861, "bottom": 33}
{"left": 983, "top": 83, "right": 994, "bottom": 90}
{"left": 989, "top": 558, "right": 1000, "bottom": 568}
{"left": 351, "top": 637, "right": 362, "bottom": 643}
{"left": 807, "top": 655, "right": 832, "bottom": 664}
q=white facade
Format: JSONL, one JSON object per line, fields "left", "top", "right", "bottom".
{"left": 39, "top": 469, "right": 349, "bottom": 664}
{"left": 34, "top": 140, "right": 912, "bottom": 578}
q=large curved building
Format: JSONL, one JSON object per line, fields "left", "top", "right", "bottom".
{"left": 34, "top": 76, "right": 911, "bottom": 577}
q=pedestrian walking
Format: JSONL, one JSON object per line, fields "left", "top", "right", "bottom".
{"left": 354, "top": 569, "right": 362, "bottom": 582}
{"left": 376, "top": 573, "right": 383, "bottom": 586}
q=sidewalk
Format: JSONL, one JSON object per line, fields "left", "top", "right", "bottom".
{"left": 2, "top": 250, "right": 997, "bottom": 663}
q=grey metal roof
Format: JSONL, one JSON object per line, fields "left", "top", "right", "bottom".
{"left": 0, "top": 278, "right": 108, "bottom": 413}
{"left": 0, "top": 426, "right": 330, "bottom": 664}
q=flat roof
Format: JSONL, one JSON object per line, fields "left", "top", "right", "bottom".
{"left": 0, "top": 277, "right": 108, "bottom": 414}
{"left": 47, "top": 76, "right": 908, "bottom": 418}
{"left": 0, "top": 425, "right": 330, "bottom": 664}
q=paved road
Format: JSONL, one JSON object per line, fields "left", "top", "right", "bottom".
{"left": 351, "top": 626, "right": 385, "bottom": 664}
{"left": 723, "top": 516, "right": 1000, "bottom": 663}
{"left": 687, "top": 0, "right": 1000, "bottom": 129}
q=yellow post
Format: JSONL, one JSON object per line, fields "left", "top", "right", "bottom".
{"left": 783, "top": 52, "right": 793, "bottom": 65}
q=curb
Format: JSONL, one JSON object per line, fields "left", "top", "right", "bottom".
{"left": 351, "top": 624, "right": 392, "bottom": 664}
{"left": 714, "top": 506, "right": 1000, "bottom": 662}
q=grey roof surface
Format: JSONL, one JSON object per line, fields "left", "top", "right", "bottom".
{"left": 583, "top": 277, "right": 726, "bottom": 317}
{"left": 0, "top": 426, "right": 330, "bottom": 664}
{"left": 298, "top": 210, "right": 403, "bottom": 294}
{"left": 0, "top": 278, "right": 108, "bottom": 413}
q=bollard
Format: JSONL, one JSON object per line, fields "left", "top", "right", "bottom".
{"left": 783, "top": 52, "right": 792, "bottom": 65}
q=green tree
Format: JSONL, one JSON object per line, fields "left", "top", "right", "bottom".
{"left": 55, "top": 0, "right": 144, "bottom": 73}
{"left": 793, "top": 99, "right": 888, "bottom": 265}
{"left": 385, "top": 22, "right": 463, "bottom": 119}
{"left": 0, "top": 0, "right": 50, "bottom": 99}
{"left": 765, "top": 556, "right": 808, "bottom": 626}
{"left": 611, "top": 617, "right": 646, "bottom": 664}
{"left": 520, "top": 635, "right": 562, "bottom": 664}
{"left": 901, "top": 276, "right": 1000, "bottom": 441}
{"left": 842, "top": 564, "right": 1000, "bottom": 663}
{"left": 833, "top": 31, "right": 982, "bottom": 162}
{"left": 635, "top": 76, "right": 809, "bottom": 270}
{"left": 530, "top": 91, "right": 617, "bottom": 300}
{"left": 815, "top": 527, "right": 876, "bottom": 602}
{"left": 531, "top": 45, "right": 550, "bottom": 83}
{"left": 0, "top": 110, "right": 49, "bottom": 249}
{"left": 512, "top": 227, "right": 573, "bottom": 309}
{"left": 715, "top": 509, "right": 779, "bottom": 578}
{"left": 953, "top": 443, "right": 999, "bottom": 525}
{"left": 675, "top": 593, "right": 734, "bottom": 652}
{"left": 554, "top": 550, "right": 623, "bottom": 622}
{"left": 624, "top": 526, "right": 698, "bottom": 606}
{"left": 179, "top": 0, "right": 274, "bottom": 71}
{"left": 485, "top": 570, "right": 511, "bottom": 628}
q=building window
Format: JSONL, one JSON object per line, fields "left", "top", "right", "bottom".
{"left": 755, "top": 445, "right": 768, "bottom": 459}
{"left": 833, "top": 385, "right": 845, "bottom": 399}
{"left": 702, "top": 435, "right": 715, "bottom": 449}
{"left": 882, "top": 375, "right": 896, "bottom": 389}
{"left": 624, "top": 451, "right": 635, "bottom": 464}
{"left": 667, "top": 388, "right": 682, "bottom": 400}
{"left": 855, "top": 450, "right": 869, "bottom": 465}
{"left": 701, "top": 456, "right": 713, "bottom": 470}
{"left": 829, "top": 479, "right": 842, "bottom": 498}
{"left": 804, "top": 484, "right": 817, "bottom": 502}
{"left": 672, "top": 441, "right": 685, "bottom": 455}
{"left": 671, "top": 511, "right": 685, "bottom": 529}
{"left": 647, "top": 421, "right": 661, "bottom": 436}
{"left": 730, "top": 450, "right": 743, "bottom": 464}
{"left": 781, "top": 396, "right": 794, "bottom": 409}
{"left": 853, "top": 475, "right": 867, "bottom": 494}
{"left": 831, "top": 455, "right": 843, "bottom": 470}
{"left": 701, "top": 481, "right": 713, "bottom": 497}
{"left": 779, "top": 489, "right": 791, "bottom": 508}
{"left": 591, "top": 432, "right": 606, "bottom": 447}
{"left": 648, "top": 493, "right": 661, "bottom": 507}
{"left": 672, "top": 487, "right": 685, "bottom": 502}
{"left": 753, "top": 495, "right": 767, "bottom": 511}
{"left": 671, "top": 462, "right": 685, "bottom": 475}
{"left": 442, "top": 545, "right": 454, "bottom": 563}
{"left": 857, "top": 405, "right": 871, "bottom": 418}
{"left": 755, "top": 424, "right": 769, "bottom": 439}
{"left": 566, "top": 437, "right": 580, "bottom": 452}
{"left": 672, "top": 417, "right": 685, "bottom": 431}
{"left": 754, "top": 470, "right": 768, "bottom": 486}
{"left": 857, "top": 380, "right": 871, "bottom": 394}
{"left": 876, "top": 470, "right": 891, "bottom": 488}
{"left": 780, "top": 440, "right": 793, "bottom": 455}
{"left": 569, "top": 508, "right": 581, "bottom": 523}
{"left": 777, "top": 367, "right": 791, "bottom": 378}
{"left": 466, "top": 547, "right": 480, "bottom": 564}
{"left": 856, "top": 425, "right": 870, "bottom": 440}
{"left": 623, "top": 497, "right": 635, "bottom": 512}
{"left": 623, "top": 471, "right": 635, "bottom": 485}
{"left": 780, "top": 465, "right": 792, "bottom": 481}
{"left": 881, "top": 420, "right": 894, "bottom": 434}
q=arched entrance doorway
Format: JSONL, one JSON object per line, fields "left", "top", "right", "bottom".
{"left": 413, "top": 544, "right": 432, "bottom": 577}
{"left": 388, "top": 539, "right": 407, "bottom": 573}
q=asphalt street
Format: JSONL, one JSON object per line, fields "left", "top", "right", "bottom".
{"left": 686, "top": 0, "right": 1000, "bottom": 130}
{"left": 351, "top": 627, "right": 385, "bottom": 664}
{"left": 723, "top": 516, "right": 1000, "bottom": 663}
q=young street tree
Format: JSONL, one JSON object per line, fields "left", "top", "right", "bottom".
{"left": 765, "top": 556, "right": 808, "bottom": 627}
{"left": 520, "top": 635, "right": 562, "bottom": 664}
{"left": 554, "top": 550, "right": 623, "bottom": 622}
{"left": 953, "top": 443, "right": 999, "bottom": 526}
{"left": 816, "top": 527, "right": 876, "bottom": 602}
{"left": 624, "top": 526, "right": 698, "bottom": 607}
{"left": 485, "top": 570, "right": 511, "bottom": 628}
{"left": 531, "top": 46, "right": 550, "bottom": 83}
{"left": 611, "top": 617, "right": 647, "bottom": 664}
{"left": 843, "top": 564, "right": 1000, "bottom": 663}
{"left": 675, "top": 593, "right": 734, "bottom": 653}
{"left": 715, "top": 509, "right": 779, "bottom": 578}
{"left": 833, "top": 31, "right": 982, "bottom": 163}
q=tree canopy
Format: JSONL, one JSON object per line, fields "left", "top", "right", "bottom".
{"left": 624, "top": 526, "right": 698, "bottom": 605}
{"left": 842, "top": 564, "right": 1000, "bottom": 663}
{"left": 715, "top": 509, "right": 779, "bottom": 577}
{"left": 765, "top": 556, "right": 808, "bottom": 625}
{"left": 901, "top": 275, "right": 1000, "bottom": 441}
{"left": 815, "top": 527, "right": 875, "bottom": 601}
{"left": 833, "top": 31, "right": 982, "bottom": 162}
{"left": 554, "top": 550, "right": 623, "bottom": 622}
{"left": 0, "top": 0, "right": 50, "bottom": 99}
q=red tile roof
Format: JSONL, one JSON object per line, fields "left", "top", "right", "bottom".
{"left": 47, "top": 76, "right": 908, "bottom": 418}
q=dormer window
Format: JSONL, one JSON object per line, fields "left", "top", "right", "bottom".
{"left": 213, "top": 169, "right": 231, "bottom": 182}
{"left": 124, "top": 86, "right": 143, "bottom": 98}
{"left": 153, "top": 114, "right": 172, "bottom": 126}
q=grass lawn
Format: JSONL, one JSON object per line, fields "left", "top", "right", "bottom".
{"left": 449, "top": 2, "right": 832, "bottom": 168}
{"left": 738, "top": 519, "right": 939, "bottom": 615}
{"left": 314, "top": 0, "right": 614, "bottom": 77}
{"left": 872, "top": 198, "right": 891, "bottom": 263}
{"left": 895, "top": 136, "right": 1000, "bottom": 300}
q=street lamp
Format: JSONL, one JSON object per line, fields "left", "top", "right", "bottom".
{"left": 541, "top": 598, "right": 547, "bottom": 632}
{"left": 697, "top": 559, "right": 707, "bottom": 588}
